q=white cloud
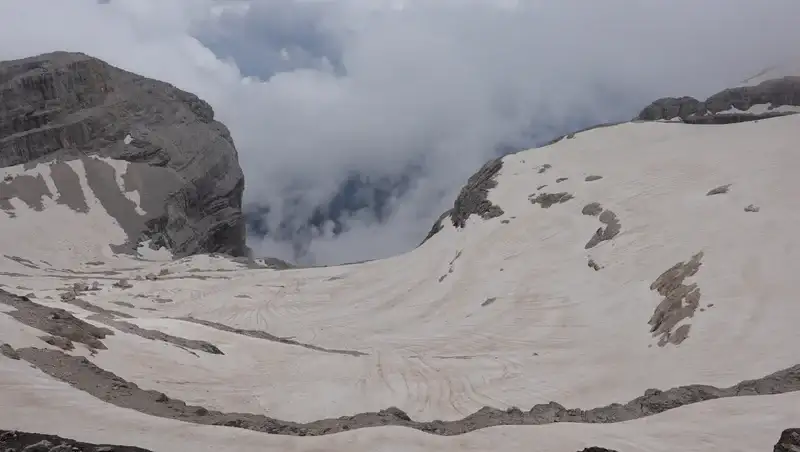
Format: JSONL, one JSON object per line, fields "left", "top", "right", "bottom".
{"left": 2, "top": 0, "right": 800, "bottom": 265}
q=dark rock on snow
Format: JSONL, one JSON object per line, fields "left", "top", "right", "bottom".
{"left": 0, "top": 52, "right": 246, "bottom": 257}
{"left": 636, "top": 76, "right": 800, "bottom": 123}
{"left": 774, "top": 429, "right": 800, "bottom": 452}
{"left": 422, "top": 158, "right": 505, "bottom": 243}
{"left": 0, "top": 430, "right": 153, "bottom": 452}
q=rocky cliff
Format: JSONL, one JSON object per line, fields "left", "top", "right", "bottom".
{"left": 0, "top": 51, "right": 246, "bottom": 257}
{"left": 636, "top": 76, "right": 800, "bottom": 123}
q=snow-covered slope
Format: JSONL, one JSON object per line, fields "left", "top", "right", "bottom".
{"left": 2, "top": 115, "right": 800, "bottom": 451}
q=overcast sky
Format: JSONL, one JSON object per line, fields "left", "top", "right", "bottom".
{"left": 2, "top": 0, "right": 800, "bottom": 264}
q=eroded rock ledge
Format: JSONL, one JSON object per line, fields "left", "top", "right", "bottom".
{"left": 0, "top": 51, "right": 247, "bottom": 257}
{"left": 7, "top": 344, "right": 800, "bottom": 437}
{"left": 636, "top": 76, "right": 800, "bottom": 123}
{"left": 1, "top": 428, "right": 795, "bottom": 451}
{"left": 0, "top": 430, "right": 152, "bottom": 452}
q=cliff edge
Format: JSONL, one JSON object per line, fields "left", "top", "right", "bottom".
{"left": 0, "top": 51, "right": 246, "bottom": 257}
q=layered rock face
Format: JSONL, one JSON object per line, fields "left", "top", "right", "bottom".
{"left": 636, "top": 76, "right": 800, "bottom": 123}
{"left": 0, "top": 52, "right": 246, "bottom": 257}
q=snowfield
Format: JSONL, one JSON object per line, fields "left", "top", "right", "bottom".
{"left": 1, "top": 114, "right": 799, "bottom": 451}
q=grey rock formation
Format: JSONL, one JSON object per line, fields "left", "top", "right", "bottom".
{"left": 0, "top": 52, "right": 246, "bottom": 257}
{"left": 584, "top": 209, "right": 621, "bottom": 249}
{"left": 0, "top": 430, "right": 153, "bottom": 452}
{"left": 0, "top": 289, "right": 113, "bottom": 350}
{"left": 636, "top": 76, "right": 800, "bottom": 123}
{"left": 774, "top": 429, "right": 800, "bottom": 452}
{"left": 421, "top": 158, "right": 505, "bottom": 243}
{"left": 530, "top": 192, "right": 574, "bottom": 209}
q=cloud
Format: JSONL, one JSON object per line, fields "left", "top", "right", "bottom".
{"left": 2, "top": 0, "right": 800, "bottom": 265}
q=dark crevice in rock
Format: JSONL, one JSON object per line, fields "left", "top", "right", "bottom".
{"left": 15, "top": 346, "right": 800, "bottom": 437}
{"left": 0, "top": 430, "right": 153, "bottom": 452}
{"left": 636, "top": 76, "right": 800, "bottom": 124}
{"left": 421, "top": 158, "right": 504, "bottom": 244}
{"left": 175, "top": 317, "right": 365, "bottom": 357}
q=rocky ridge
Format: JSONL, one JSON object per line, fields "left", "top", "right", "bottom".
{"left": 636, "top": 76, "right": 800, "bottom": 123}
{"left": 424, "top": 73, "right": 800, "bottom": 243}
{"left": 0, "top": 52, "right": 247, "bottom": 257}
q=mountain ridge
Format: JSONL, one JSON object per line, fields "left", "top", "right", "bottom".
{"left": 1, "top": 54, "right": 799, "bottom": 452}
{"left": 0, "top": 51, "right": 247, "bottom": 258}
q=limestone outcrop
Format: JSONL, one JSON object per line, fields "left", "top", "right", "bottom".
{"left": 0, "top": 52, "right": 246, "bottom": 256}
